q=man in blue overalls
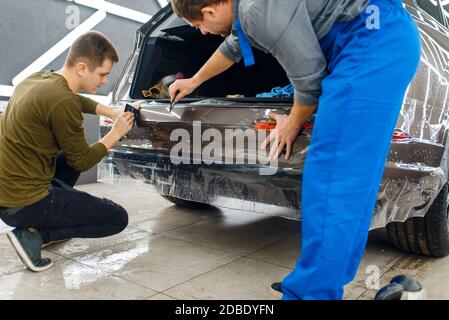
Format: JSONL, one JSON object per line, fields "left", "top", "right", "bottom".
{"left": 169, "top": 0, "right": 421, "bottom": 299}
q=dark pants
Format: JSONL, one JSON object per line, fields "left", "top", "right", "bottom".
{"left": 0, "top": 154, "right": 128, "bottom": 243}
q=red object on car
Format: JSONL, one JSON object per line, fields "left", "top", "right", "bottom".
{"left": 255, "top": 121, "right": 276, "bottom": 130}
{"left": 392, "top": 129, "right": 412, "bottom": 142}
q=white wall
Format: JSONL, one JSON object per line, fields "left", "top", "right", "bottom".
{"left": 0, "top": 0, "right": 166, "bottom": 183}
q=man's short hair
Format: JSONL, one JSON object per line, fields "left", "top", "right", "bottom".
{"left": 172, "top": 0, "right": 228, "bottom": 21}
{"left": 66, "top": 31, "right": 119, "bottom": 70}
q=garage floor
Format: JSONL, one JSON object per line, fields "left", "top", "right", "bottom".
{"left": 1, "top": 179, "right": 449, "bottom": 300}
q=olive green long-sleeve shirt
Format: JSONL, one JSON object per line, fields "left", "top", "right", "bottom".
{"left": 0, "top": 71, "right": 107, "bottom": 207}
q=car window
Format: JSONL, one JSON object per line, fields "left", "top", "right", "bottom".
{"left": 415, "top": 0, "right": 445, "bottom": 25}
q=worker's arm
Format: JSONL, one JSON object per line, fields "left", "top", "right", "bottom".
{"left": 78, "top": 95, "right": 141, "bottom": 120}
{"left": 51, "top": 101, "right": 134, "bottom": 172}
{"left": 169, "top": 48, "right": 235, "bottom": 103}
{"left": 95, "top": 103, "right": 118, "bottom": 119}
{"left": 242, "top": 1, "right": 325, "bottom": 159}
{"left": 242, "top": 0, "right": 328, "bottom": 106}
{"left": 261, "top": 101, "right": 317, "bottom": 160}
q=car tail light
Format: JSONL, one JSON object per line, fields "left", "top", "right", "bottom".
{"left": 254, "top": 119, "right": 315, "bottom": 131}
{"left": 392, "top": 129, "right": 411, "bottom": 142}
{"left": 255, "top": 122, "right": 276, "bottom": 130}
{"left": 254, "top": 119, "right": 277, "bottom": 131}
{"left": 302, "top": 121, "right": 313, "bottom": 130}
{"left": 100, "top": 116, "right": 113, "bottom": 127}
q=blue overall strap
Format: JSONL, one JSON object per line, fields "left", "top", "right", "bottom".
{"left": 235, "top": 19, "right": 255, "bottom": 67}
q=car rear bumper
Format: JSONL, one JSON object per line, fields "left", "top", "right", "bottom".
{"left": 104, "top": 142, "right": 446, "bottom": 230}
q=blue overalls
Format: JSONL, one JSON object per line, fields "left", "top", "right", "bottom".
{"left": 236, "top": 0, "right": 421, "bottom": 299}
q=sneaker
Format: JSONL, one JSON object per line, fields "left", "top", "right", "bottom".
{"left": 6, "top": 228, "right": 53, "bottom": 272}
{"left": 270, "top": 282, "right": 283, "bottom": 299}
{"left": 42, "top": 238, "right": 71, "bottom": 249}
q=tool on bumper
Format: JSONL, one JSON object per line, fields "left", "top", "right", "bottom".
{"left": 124, "top": 104, "right": 140, "bottom": 127}
{"left": 169, "top": 90, "right": 182, "bottom": 113}
{"left": 169, "top": 90, "right": 180, "bottom": 113}
{"left": 169, "top": 100, "right": 176, "bottom": 113}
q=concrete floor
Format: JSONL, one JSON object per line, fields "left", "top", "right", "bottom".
{"left": 1, "top": 179, "right": 449, "bottom": 300}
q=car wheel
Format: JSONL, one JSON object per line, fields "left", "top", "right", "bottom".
{"left": 161, "top": 195, "right": 211, "bottom": 209}
{"left": 386, "top": 183, "right": 449, "bottom": 257}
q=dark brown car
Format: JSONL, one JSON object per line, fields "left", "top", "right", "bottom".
{"left": 101, "top": 0, "right": 449, "bottom": 257}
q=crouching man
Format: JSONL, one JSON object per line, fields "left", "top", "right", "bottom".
{"left": 0, "top": 31, "right": 137, "bottom": 272}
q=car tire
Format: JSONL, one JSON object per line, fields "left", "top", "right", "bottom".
{"left": 386, "top": 183, "right": 449, "bottom": 257}
{"left": 161, "top": 195, "right": 211, "bottom": 209}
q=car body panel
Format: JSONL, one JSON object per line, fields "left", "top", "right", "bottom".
{"left": 101, "top": 0, "right": 449, "bottom": 229}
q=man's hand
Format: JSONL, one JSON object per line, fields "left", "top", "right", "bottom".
{"left": 260, "top": 112, "right": 303, "bottom": 161}
{"left": 261, "top": 101, "right": 317, "bottom": 161}
{"left": 99, "top": 111, "right": 136, "bottom": 150}
{"left": 169, "top": 78, "right": 201, "bottom": 104}
{"left": 111, "top": 102, "right": 141, "bottom": 121}
{"left": 168, "top": 49, "right": 236, "bottom": 104}
{"left": 112, "top": 112, "right": 135, "bottom": 137}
